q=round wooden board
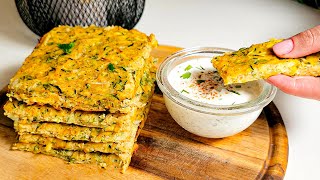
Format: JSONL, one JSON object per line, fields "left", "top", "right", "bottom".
{"left": 0, "top": 45, "right": 288, "bottom": 180}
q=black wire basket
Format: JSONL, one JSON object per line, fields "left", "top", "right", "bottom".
{"left": 15, "top": 0, "right": 145, "bottom": 36}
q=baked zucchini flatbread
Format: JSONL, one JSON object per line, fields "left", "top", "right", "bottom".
{"left": 7, "top": 25, "right": 158, "bottom": 113}
{"left": 18, "top": 134, "right": 135, "bottom": 154}
{"left": 212, "top": 39, "right": 320, "bottom": 84}
{"left": 12, "top": 143, "right": 133, "bottom": 172}
{"left": 5, "top": 100, "right": 141, "bottom": 131}
{"left": 4, "top": 69, "right": 155, "bottom": 129}
{"left": 14, "top": 121, "right": 139, "bottom": 143}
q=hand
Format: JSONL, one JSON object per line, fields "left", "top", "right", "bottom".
{"left": 267, "top": 25, "right": 320, "bottom": 100}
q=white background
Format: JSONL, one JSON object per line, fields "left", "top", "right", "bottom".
{"left": 1, "top": 0, "right": 320, "bottom": 179}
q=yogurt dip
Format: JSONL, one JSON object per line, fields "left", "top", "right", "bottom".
{"left": 156, "top": 47, "right": 277, "bottom": 138}
{"left": 168, "top": 58, "right": 262, "bottom": 105}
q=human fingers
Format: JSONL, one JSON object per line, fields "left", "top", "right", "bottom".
{"left": 267, "top": 75, "right": 320, "bottom": 100}
{"left": 273, "top": 25, "right": 320, "bottom": 58}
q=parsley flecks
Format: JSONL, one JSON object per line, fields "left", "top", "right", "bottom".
{"left": 180, "top": 72, "right": 191, "bottom": 79}
{"left": 196, "top": 66, "right": 205, "bottom": 70}
{"left": 235, "top": 85, "right": 241, "bottom": 88}
{"left": 120, "top": 67, "right": 127, "bottom": 71}
{"left": 229, "top": 90, "right": 241, "bottom": 95}
{"left": 196, "top": 80, "right": 206, "bottom": 84}
{"left": 58, "top": 42, "right": 75, "bottom": 54}
{"left": 108, "top": 63, "right": 115, "bottom": 71}
{"left": 184, "top": 65, "right": 192, "bottom": 71}
{"left": 181, "top": 89, "right": 189, "bottom": 94}
{"left": 250, "top": 65, "right": 254, "bottom": 70}
{"left": 46, "top": 57, "right": 53, "bottom": 62}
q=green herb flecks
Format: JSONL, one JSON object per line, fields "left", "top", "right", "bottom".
{"left": 46, "top": 57, "right": 54, "bottom": 62}
{"left": 108, "top": 63, "right": 115, "bottom": 71}
{"left": 43, "top": 83, "right": 62, "bottom": 94}
{"left": 196, "top": 66, "right": 205, "bottom": 70}
{"left": 181, "top": 89, "right": 189, "bottom": 94}
{"left": 120, "top": 67, "right": 127, "bottom": 71}
{"left": 180, "top": 72, "right": 191, "bottom": 79}
{"left": 21, "top": 75, "right": 34, "bottom": 80}
{"left": 111, "top": 94, "right": 119, "bottom": 100}
{"left": 235, "top": 85, "right": 241, "bottom": 88}
{"left": 184, "top": 65, "right": 192, "bottom": 71}
{"left": 58, "top": 42, "right": 75, "bottom": 54}
{"left": 196, "top": 80, "right": 206, "bottom": 84}
{"left": 229, "top": 90, "right": 240, "bottom": 95}
{"left": 249, "top": 65, "right": 254, "bottom": 70}
{"left": 91, "top": 55, "right": 98, "bottom": 60}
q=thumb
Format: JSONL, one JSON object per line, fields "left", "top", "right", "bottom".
{"left": 273, "top": 25, "right": 320, "bottom": 58}
{"left": 267, "top": 75, "right": 320, "bottom": 100}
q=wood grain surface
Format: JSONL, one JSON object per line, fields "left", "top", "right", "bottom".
{"left": 0, "top": 45, "right": 288, "bottom": 180}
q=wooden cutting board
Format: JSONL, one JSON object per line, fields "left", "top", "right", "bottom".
{"left": 0, "top": 45, "right": 288, "bottom": 180}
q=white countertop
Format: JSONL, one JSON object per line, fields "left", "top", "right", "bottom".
{"left": 0, "top": 0, "right": 320, "bottom": 179}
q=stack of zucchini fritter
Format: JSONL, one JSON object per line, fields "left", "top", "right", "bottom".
{"left": 3, "top": 25, "right": 158, "bottom": 172}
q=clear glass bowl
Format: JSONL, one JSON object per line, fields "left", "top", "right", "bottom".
{"left": 156, "top": 47, "right": 277, "bottom": 138}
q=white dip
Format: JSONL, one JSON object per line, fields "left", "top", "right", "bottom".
{"left": 157, "top": 48, "right": 276, "bottom": 138}
{"left": 168, "top": 57, "right": 261, "bottom": 105}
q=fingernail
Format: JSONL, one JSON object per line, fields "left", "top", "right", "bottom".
{"left": 273, "top": 39, "right": 294, "bottom": 55}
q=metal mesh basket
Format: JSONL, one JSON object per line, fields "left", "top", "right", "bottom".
{"left": 15, "top": 0, "right": 145, "bottom": 36}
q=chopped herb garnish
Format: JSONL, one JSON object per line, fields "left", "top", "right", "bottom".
{"left": 250, "top": 65, "right": 254, "bottom": 70}
{"left": 184, "top": 65, "right": 192, "bottom": 71}
{"left": 196, "top": 80, "right": 206, "bottom": 84}
{"left": 43, "top": 83, "right": 62, "bottom": 94}
{"left": 91, "top": 55, "right": 98, "bottom": 60}
{"left": 120, "top": 67, "right": 127, "bottom": 71}
{"left": 235, "top": 85, "right": 241, "bottom": 88}
{"left": 58, "top": 42, "right": 75, "bottom": 54}
{"left": 229, "top": 90, "right": 240, "bottom": 95}
{"left": 22, "top": 75, "right": 33, "bottom": 80}
{"left": 196, "top": 66, "right": 205, "bottom": 70}
{"left": 111, "top": 94, "right": 119, "bottom": 100}
{"left": 180, "top": 72, "right": 191, "bottom": 79}
{"left": 181, "top": 89, "right": 189, "bottom": 94}
{"left": 46, "top": 57, "right": 54, "bottom": 62}
{"left": 108, "top": 63, "right": 115, "bottom": 71}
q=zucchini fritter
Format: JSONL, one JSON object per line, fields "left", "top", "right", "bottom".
{"left": 18, "top": 134, "right": 135, "bottom": 154}
{"left": 4, "top": 65, "right": 155, "bottom": 130}
{"left": 212, "top": 39, "right": 320, "bottom": 84}
{"left": 12, "top": 143, "right": 131, "bottom": 171}
{"left": 14, "top": 121, "right": 139, "bottom": 143}
{"left": 7, "top": 25, "right": 158, "bottom": 113}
